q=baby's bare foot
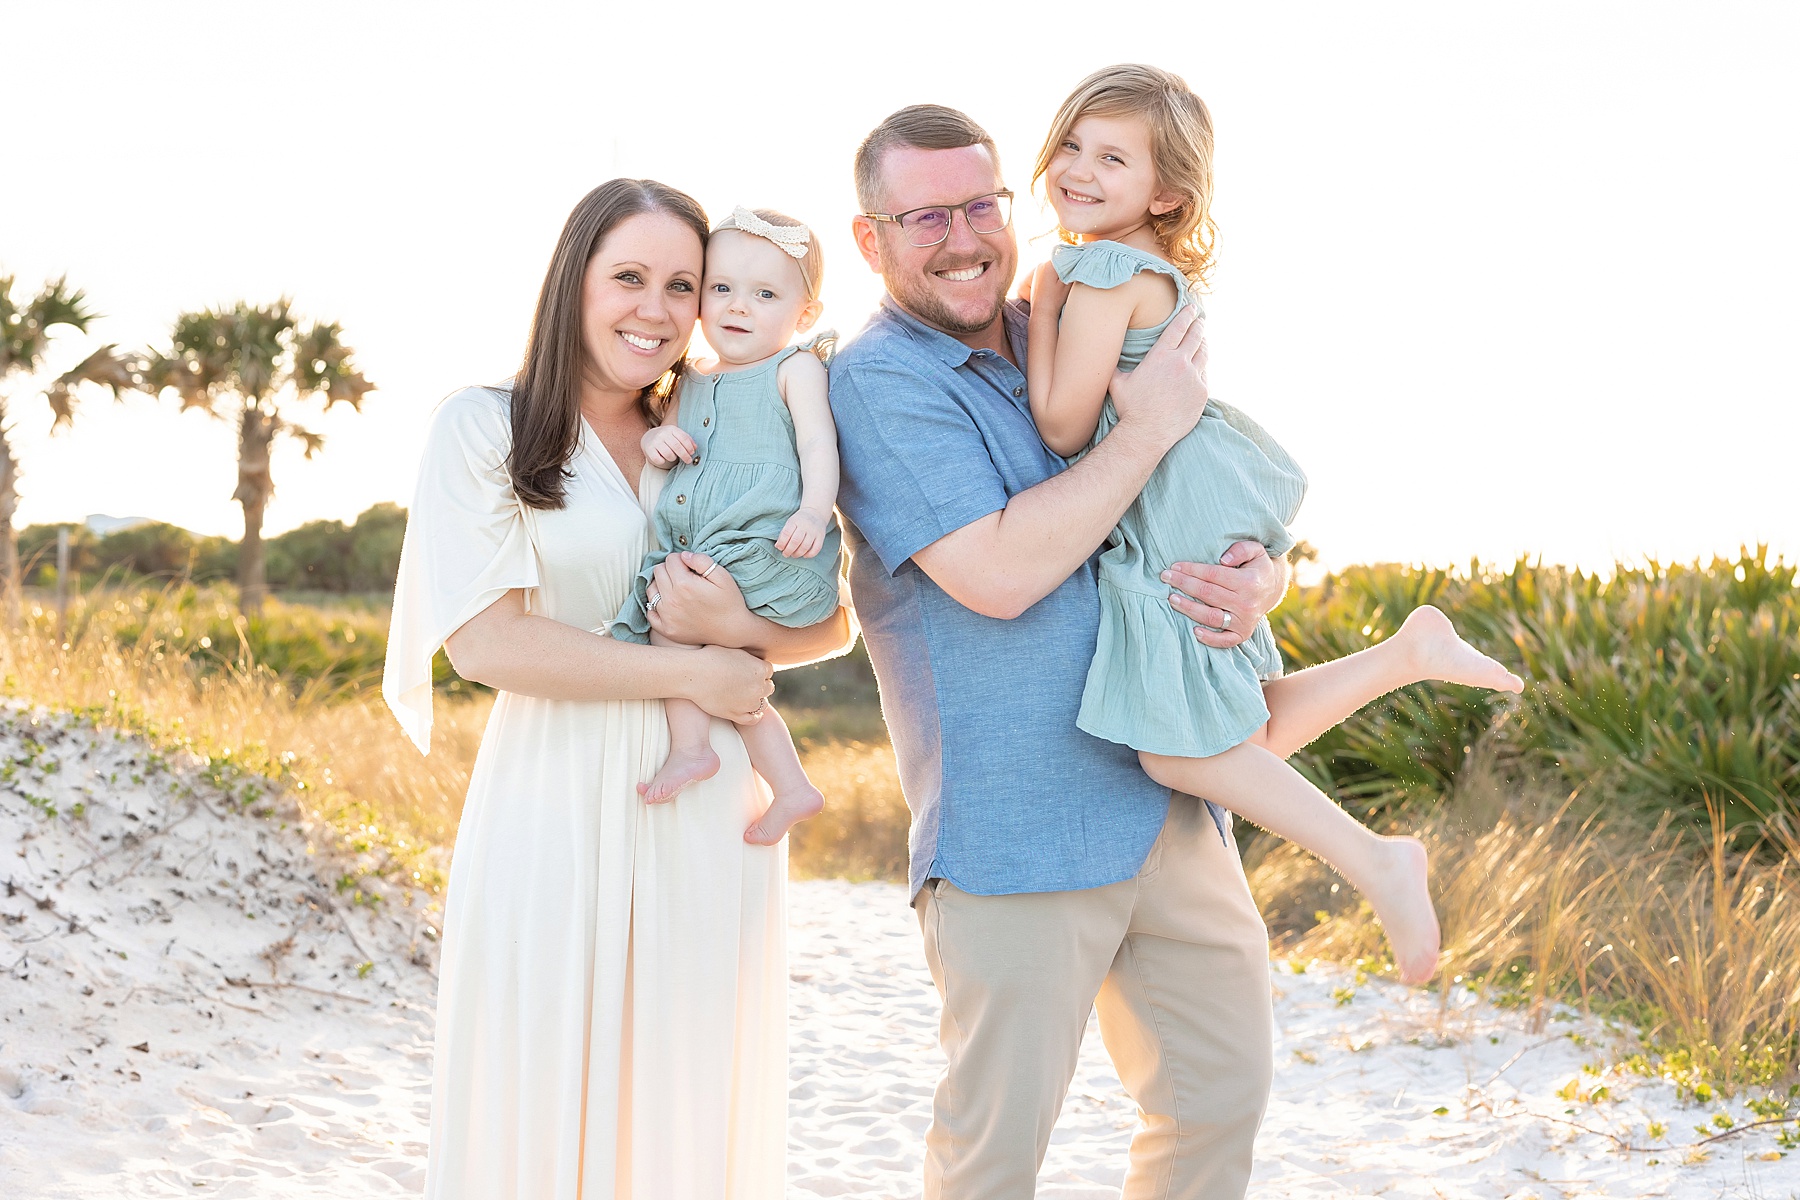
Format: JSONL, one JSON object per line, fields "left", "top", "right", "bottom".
{"left": 1396, "top": 605, "right": 1524, "bottom": 693}
{"left": 1359, "top": 835, "right": 1440, "bottom": 984}
{"left": 743, "top": 784, "right": 824, "bottom": 846}
{"left": 639, "top": 744, "right": 720, "bottom": 805}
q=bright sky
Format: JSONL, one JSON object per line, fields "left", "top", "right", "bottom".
{"left": 5, "top": 1, "right": 1796, "bottom": 573}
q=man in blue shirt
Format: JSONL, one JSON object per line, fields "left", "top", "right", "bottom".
{"left": 831, "top": 105, "right": 1290, "bottom": 1200}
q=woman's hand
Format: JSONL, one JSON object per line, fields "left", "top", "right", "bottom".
{"left": 776, "top": 510, "right": 828, "bottom": 558}
{"left": 686, "top": 644, "right": 774, "bottom": 724}
{"left": 648, "top": 551, "right": 755, "bottom": 648}
{"left": 643, "top": 425, "right": 697, "bottom": 468}
{"left": 1163, "top": 540, "right": 1290, "bottom": 648}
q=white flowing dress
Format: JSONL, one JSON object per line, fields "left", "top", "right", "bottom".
{"left": 382, "top": 385, "right": 788, "bottom": 1200}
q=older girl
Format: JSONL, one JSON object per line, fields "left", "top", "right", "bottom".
{"left": 1026, "top": 66, "right": 1523, "bottom": 983}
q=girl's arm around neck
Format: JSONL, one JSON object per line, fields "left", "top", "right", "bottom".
{"left": 1028, "top": 279, "right": 1140, "bottom": 457}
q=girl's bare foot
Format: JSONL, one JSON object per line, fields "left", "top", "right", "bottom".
{"left": 743, "top": 784, "right": 824, "bottom": 846}
{"left": 1397, "top": 605, "right": 1524, "bottom": 693}
{"left": 639, "top": 743, "right": 720, "bottom": 804}
{"left": 1360, "top": 835, "right": 1441, "bottom": 984}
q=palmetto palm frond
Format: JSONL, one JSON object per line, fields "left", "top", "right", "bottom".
{"left": 43, "top": 345, "right": 145, "bottom": 431}
{"left": 279, "top": 418, "right": 326, "bottom": 458}
{"left": 0, "top": 274, "right": 99, "bottom": 378}
{"left": 140, "top": 347, "right": 217, "bottom": 415}
{"left": 293, "top": 319, "right": 375, "bottom": 410}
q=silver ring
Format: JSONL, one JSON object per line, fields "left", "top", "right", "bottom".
{"left": 1219, "top": 610, "right": 1233, "bottom": 630}
{"left": 645, "top": 592, "right": 661, "bottom": 613}
{"left": 701, "top": 563, "right": 719, "bottom": 580}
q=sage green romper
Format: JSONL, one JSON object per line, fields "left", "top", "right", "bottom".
{"left": 612, "top": 344, "right": 841, "bottom": 642}
{"left": 1056, "top": 240, "right": 1308, "bottom": 758}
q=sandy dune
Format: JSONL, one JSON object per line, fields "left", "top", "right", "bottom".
{"left": 3, "top": 712, "right": 1795, "bottom": 1198}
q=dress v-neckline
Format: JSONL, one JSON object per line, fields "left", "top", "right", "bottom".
{"left": 578, "top": 417, "right": 654, "bottom": 514}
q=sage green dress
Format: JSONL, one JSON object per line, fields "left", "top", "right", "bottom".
{"left": 613, "top": 344, "right": 842, "bottom": 642}
{"left": 1056, "top": 240, "right": 1308, "bottom": 758}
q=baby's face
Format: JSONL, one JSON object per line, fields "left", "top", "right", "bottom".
{"left": 699, "top": 230, "right": 815, "bottom": 364}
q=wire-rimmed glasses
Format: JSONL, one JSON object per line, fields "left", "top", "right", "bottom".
{"left": 861, "top": 191, "right": 1014, "bottom": 248}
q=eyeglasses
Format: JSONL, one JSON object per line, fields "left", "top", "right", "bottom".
{"left": 861, "top": 190, "right": 1014, "bottom": 248}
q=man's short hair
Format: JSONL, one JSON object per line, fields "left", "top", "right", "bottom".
{"left": 854, "top": 104, "right": 999, "bottom": 212}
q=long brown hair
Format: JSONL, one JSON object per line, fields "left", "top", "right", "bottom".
{"left": 1032, "top": 64, "right": 1220, "bottom": 285}
{"left": 508, "top": 178, "right": 709, "bottom": 509}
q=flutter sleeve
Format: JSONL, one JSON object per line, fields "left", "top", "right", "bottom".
{"left": 1051, "top": 240, "right": 1160, "bottom": 291}
{"left": 382, "top": 386, "right": 540, "bottom": 754}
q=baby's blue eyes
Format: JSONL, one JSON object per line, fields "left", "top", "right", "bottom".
{"left": 708, "top": 284, "right": 778, "bottom": 300}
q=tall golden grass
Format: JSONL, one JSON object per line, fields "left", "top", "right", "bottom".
{"left": 1248, "top": 761, "right": 1800, "bottom": 1096}
{"left": 9, "top": 578, "right": 1798, "bottom": 1094}
{"left": 3, "top": 587, "right": 480, "bottom": 886}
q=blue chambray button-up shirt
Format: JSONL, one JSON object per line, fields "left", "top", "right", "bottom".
{"left": 831, "top": 296, "right": 1192, "bottom": 899}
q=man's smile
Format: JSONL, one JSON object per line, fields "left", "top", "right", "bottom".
{"left": 933, "top": 263, "right": 990, "bottom": 283}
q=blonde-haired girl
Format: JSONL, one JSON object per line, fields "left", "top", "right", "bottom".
{"left": 613, "top": 206, "right": 840, "bottom": 845}
{"left": 1026, "top": 64, "right": 1523, "bottom": 983}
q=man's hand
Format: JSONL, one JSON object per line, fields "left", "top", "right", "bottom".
{"left": 643, "top": 426, "right": 697, "bottom": 468}
{"left": 1163, "top": 540, "right": 1289, "bottom": 648}
{"left": 1105, "top": 306, "right": 1208, "bottom": 455}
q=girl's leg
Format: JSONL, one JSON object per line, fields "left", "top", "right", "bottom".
{"left": 640, "top": 631, "right": 722, "bottom": 803}
{"left": 739, "top": 702, "right": 824, "bottom": 846}
{"left": 1253, "top": 605, "right": 1522, "bottom": 759}
{"left": 1141, "top": 743, "right": 1441, "bottom": 983}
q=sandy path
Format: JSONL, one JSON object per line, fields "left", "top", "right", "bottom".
{"left": 3, "top": 714, "right": 1795, "bottom": 1197}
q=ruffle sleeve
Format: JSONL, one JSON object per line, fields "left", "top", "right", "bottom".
{"left": 382, "top": 386, "right": 540, "bottom": 754}
{"left": 1050, "top": 240, "right": 1182, "bottom": 292}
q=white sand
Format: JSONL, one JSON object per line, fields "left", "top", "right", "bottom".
{"left": 4, "top": 714, "right": 1795, "bottom": 1198}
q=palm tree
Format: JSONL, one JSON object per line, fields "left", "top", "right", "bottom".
{"left": 140, "top": 300, "right": 374, "bottom": 613}
{"left": 0, "top": 274, "right": 142, "bottom": 620}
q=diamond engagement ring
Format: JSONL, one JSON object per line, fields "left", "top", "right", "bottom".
{"left": 646, "top": 592, "right": 661, "bottom": 613}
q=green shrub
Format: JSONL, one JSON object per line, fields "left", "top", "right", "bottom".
{"left": 1274, "top": 546, "right": 1799, "bottom": 837}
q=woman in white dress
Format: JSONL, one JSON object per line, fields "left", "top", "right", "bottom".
{"left": 382, "top": 179, "right": 854, "bottom": 1200}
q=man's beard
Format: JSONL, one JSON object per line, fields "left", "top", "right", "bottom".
{"left": 889, "top": 262, "right": 1012, "bottom": 337}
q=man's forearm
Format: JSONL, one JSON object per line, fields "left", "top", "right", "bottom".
{"left": 913, "top": 418, "right": 1170, "bottom": 620}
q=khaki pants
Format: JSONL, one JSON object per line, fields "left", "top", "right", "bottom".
{"left": 914, "top": 796, "right": 1273, "bottom": 1200}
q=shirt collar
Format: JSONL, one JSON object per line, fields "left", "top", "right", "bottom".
{"left": 878, "top": 294, "right": 1030, "bottom": 370}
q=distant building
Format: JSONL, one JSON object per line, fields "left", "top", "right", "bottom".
{"left": 83, "top": 514, "right": 154, "bottom": 536}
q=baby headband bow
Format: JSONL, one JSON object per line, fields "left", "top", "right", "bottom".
{"left": 722, "top": 206, "right": 811, "bottom": 259}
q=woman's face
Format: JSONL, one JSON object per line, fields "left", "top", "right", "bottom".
{"left": 580, "top": 210, "right": 704, "bottom": 397}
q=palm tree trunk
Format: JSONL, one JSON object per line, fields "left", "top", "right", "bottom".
{"left": 234, "top": 406, "right": 276, "bottom": 614}
{"left": 0, "top": 416, "right": 19, "bottom": 627}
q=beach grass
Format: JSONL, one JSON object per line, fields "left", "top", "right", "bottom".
{"left": 6, "top": 551, "right": 1796, "bottom": 1095}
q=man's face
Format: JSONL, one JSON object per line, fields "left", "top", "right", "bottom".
{"left": 853, "top": 144, "right": 1017, "bottom": 342}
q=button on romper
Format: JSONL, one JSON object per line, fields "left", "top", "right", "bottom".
{"left": 613, "top": 344, "right": 842, "bottom": 642}
{"left": 1055, "top": 240, "right": 1310, "bottom": 758}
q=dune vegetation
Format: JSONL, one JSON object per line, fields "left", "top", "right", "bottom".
{"left": 4, "top": 547, "right": 1796, "bottom": 1103}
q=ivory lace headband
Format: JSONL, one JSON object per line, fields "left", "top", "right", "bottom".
{"left": 717, "top": 206, "right": 811, "bottom": 259}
